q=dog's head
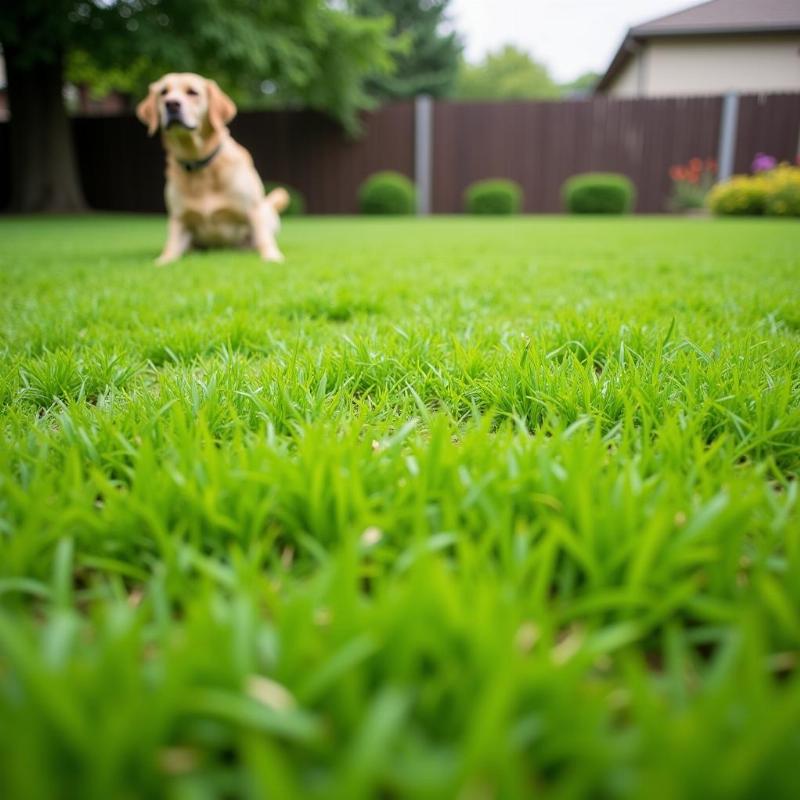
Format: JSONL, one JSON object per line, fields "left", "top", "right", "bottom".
{"left": 136, "top": 73, "right": 236, "bottom": 137}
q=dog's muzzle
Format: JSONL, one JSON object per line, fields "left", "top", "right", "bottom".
{"left": 165, "top": 102, "right": 194, "bottom": 130}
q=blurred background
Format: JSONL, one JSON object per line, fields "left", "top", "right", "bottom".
{"left": 1, "top": 0, "right": 798, "bottom": 215}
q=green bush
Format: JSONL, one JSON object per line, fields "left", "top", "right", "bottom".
{"left": 358, "top": 171, "right": 416, "bottom": 215}
{"left": 765, "top": 182, "right": 800, "bottom": 217}
{"left": 764, "top": 166, "right": 800, "bottom": 217}
{"left": 707, "top": 166, "right": 800, "bottom": 217}
{"left": 264, "top": 181, "right": 306, "bottom": 216}
{"left": 707, "top": 176, "right": 768, "bottom": 216}
{"left": 465, "top": 179, "right": 523, "bottom": 215}
{"left": 562, "top": 173, "right": 636, "bottom": 214}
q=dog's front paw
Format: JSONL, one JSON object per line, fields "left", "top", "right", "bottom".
{"left": 261, "top": 248, "right": 285, "bottom": 264}
{"left": 155, "top": 254, "right": 176, "bottom": 267}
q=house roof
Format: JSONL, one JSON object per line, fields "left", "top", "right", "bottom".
{"left": 596, "top": 0, "right": 800, "bottom": 92}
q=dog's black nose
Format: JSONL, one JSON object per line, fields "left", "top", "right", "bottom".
{"left": 165, "top": 100, "right": 181, "bottom": 114}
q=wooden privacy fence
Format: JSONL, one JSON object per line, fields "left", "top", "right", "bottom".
{"left": 0, "top": 93, "right": 798, "bottom": 214}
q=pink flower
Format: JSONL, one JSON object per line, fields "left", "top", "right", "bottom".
{"left": 752, "top": 153, "right": 777, "bottom": 173}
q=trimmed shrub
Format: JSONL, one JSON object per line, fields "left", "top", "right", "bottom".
{"left": 707, "top": 165, "right": 800, "bottom": 217}
{"left": 562, "top": 173, "right": 636, "bottom": 214}
{"left": 764, "top": 166, "right": 800, "bottom": 217}
{"left": 707, "top": 175, "right": 768, "bottom": 216}
{"left": 465, "top": 179, "right": 523, "bottom": 215}
{"left": 358, "top": 171, "right": 416, "bottom": 215}
{"left": 264, "top": 182, "right": 306, "bottom": 216}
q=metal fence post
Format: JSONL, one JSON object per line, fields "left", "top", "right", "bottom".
{"left": 415, "top": 95, "right": 433, "bottom": 215}
{"left": 717, "top": 92, "right": 739, "bottom": 183}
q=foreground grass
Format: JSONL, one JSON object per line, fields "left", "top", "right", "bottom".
{"left": 1, "top": 215, "right": 799, "bottom": 799}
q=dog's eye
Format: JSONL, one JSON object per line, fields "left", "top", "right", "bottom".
{"left": 160, "top": 87, "right": 168, "bottom": 96}
{"left": 186, "top": 88, "right": 199, "bottom": 97}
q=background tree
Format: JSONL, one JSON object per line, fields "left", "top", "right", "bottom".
{"left": 560, "top": 71, "right": 601, "bottom": 97}
{"left": 455, "top": 45, "right": 559, "bottom": 101}
{"left": 0, "top": 0, "right": 399, "bottom": 213}
{"left": 65, "top": 50, "right": 151, "bottom": 110}
{"left": 353, "top": 0, "right": 462, "bottom": 99}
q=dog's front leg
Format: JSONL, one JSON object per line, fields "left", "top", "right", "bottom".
{"left": 249, "top": 201, "right": 284, "bottom": 263}
{"left": 156, "top": 217, "right": 191, "bottom": 266}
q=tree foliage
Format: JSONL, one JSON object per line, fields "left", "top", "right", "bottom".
{"left": 352, "top": 0, "right": 462, "bottom": 99}
{"left": 1, "top": 0, "right": 401, "bottom": 132}
{"left": 561, "top": 71, "right": 601, "bottom": 97}
{"left": 455, "top": 45, "right": 559, "bottom": 101}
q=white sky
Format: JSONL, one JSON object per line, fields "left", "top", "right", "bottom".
{"left": 449, "top": 0, "right": 699, "bottom": 82}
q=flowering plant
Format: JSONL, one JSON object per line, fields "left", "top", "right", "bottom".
{"left": 752, "top": 153, "right": 778, "bottom": 173}
{"left": 708, "top": 163, "right": 800, "bottom": 217}
{"left": 763, "top": 164, "right": 800, "bottom": 217}
{"left": 667, "top": 157, "right": 717, "bottom": 211}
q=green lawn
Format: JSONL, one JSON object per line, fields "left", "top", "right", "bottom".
{"left": 1, "top": 215, "right": 800, "bottom": 799}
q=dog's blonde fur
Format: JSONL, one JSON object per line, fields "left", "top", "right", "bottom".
{"left": 137, "top": 73, "right": 288, "bottom": 265}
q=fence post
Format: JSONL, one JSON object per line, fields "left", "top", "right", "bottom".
{"left": 717, "top": 92, "right": 739, "bottom": 183}
{"left": 415, "top": 95, "right": 433, "bottom": 215}
{"left": 796, "top": 122, "right": 800, "bottom": 163}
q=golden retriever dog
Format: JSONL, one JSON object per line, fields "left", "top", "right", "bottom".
{"left": 136, "top": 72, "right": 289, "bottom": 265}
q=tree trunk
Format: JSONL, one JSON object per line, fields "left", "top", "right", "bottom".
{"left": 5, "top": 45, "right": 86, "bottom": 213}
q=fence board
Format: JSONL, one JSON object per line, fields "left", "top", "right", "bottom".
{"left": 734, "top": 94, "right": 800, "bottom": 174}
{"left": 431, "top": 95, "right": 732, "bottom": 213}
{"left": 0, "top": 123, "right": 9, "bottom": 210}
{"left": 231, "top": 103, "right": 415, "bottom": 214}
{"left": 0, "top": 93, "right": 797, "bottom": 215}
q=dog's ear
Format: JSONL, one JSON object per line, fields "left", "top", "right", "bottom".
{"left": 136, "top": 83, "right": 160, "bottom": 136}
{"left": 206, "top": 79, "right": 237, "bottom": 132}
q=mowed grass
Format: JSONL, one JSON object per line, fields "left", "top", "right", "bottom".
{"left": 1, "top": 214, "right": 800, "bottom": 799}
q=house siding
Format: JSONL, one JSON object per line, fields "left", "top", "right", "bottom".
{"left": 605, "top": 34, "right": 800, "bottom": 97}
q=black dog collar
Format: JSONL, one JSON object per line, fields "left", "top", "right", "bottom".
{"left": 177, "top": 144, "right": 222, "bottom": 173}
